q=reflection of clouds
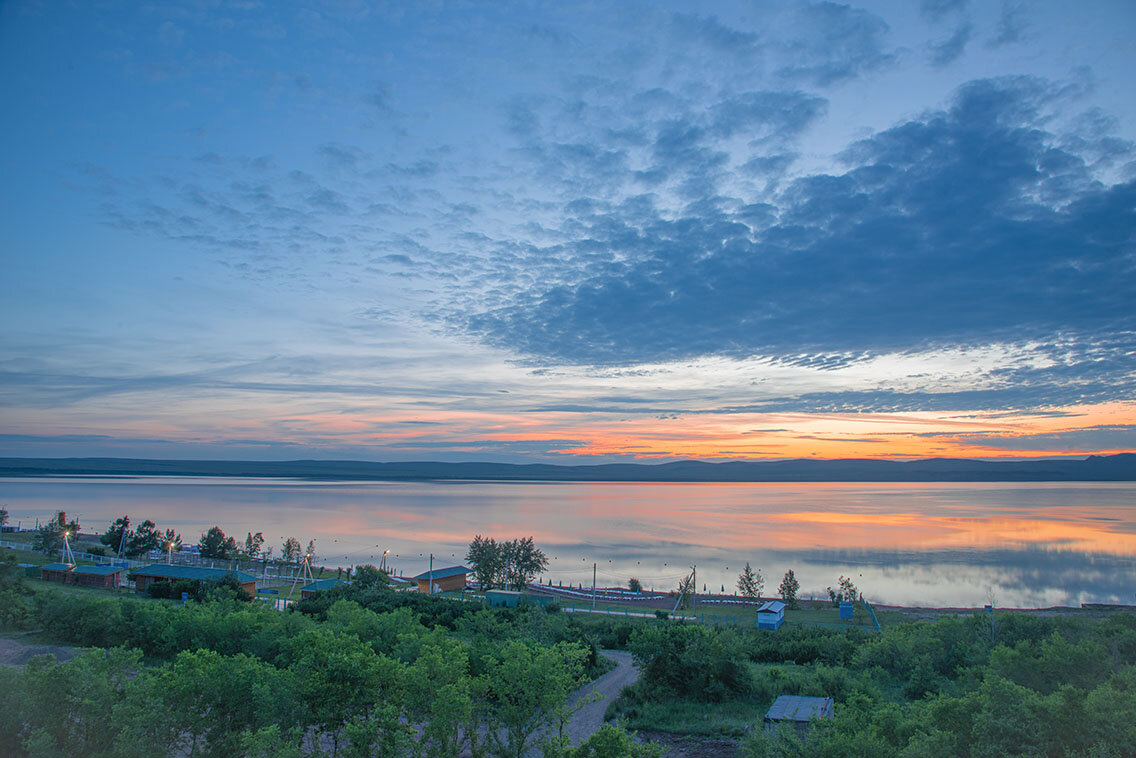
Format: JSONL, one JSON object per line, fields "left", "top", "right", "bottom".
{"left": 3, "top": 478, "right": 1134, "bottom": 606}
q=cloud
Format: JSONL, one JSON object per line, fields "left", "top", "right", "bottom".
{"left": 464, "top": 76, "right": 1136, "bottom": 408}
{"left": 776, "top": 2, "right": 897, "bottom": 86}
{"left": 990, "top": 1, "right": 1030, "bottom": 47}
{"left": 919, "top": 0, "right": 969, "bottom": 23}
{"left": 927, "top": 22, "right": 972, "bottom": 67}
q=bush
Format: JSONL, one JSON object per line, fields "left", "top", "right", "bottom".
{"left": 628, "top": 624, "right": 753, "bottom": 701}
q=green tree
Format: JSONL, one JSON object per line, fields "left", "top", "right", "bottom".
{"left": 737, "top": 562, "right": 763, "bottom": 599}
{"left": 551, "top": 722, "right": 664, "bottom": 758}
{"left": 198, "top": 526, "right": 237, "bottom": 559}
{"left": 628, "top": 577, "right": 643, "bottom": 593}
{"left": 778, "top": 570, "right": 800, "bottom": 609}
{"left": 479, "top": 639, "right": 588, "bottom": 758}
{"left": 0, "top": 505, "right": 8, "bottom": 526}
{"left": 284, "top": 628, "right": 401, "bottom": 755}
{"left": 33, "top": 521, "right": 64, "bottom": 556}
{"left": 101, "top": 515, "right": 131, "bottom": 553}
{"left": 244, "top": 531, "right": 264, "bottom": 559}
{"left": 352, "top": 564, "right": 387, "bottom": 590}
{"left": 467, "top": 534, "right": 502, "bottom": 590}
{"left": 405, "top": 641, "right": 477, "bottom": 757}
{"left": 162, "top": 528, "right": 182, "bottom": 551}
{"left": 502, "top": 536, "right": 549, "bottom": 590}
{"left": 127, "top": 519, "right": 161, "bottom": 556}
{"left": 281, "top": 537, "right": 302, "bottom": 564}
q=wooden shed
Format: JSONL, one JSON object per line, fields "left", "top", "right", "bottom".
{"left": 300, "top": 578, "right": 350, "bottom": 598}
{"left": 764, "top": 695, "right": 834, "bottom": 735}
{"left": 757, "top": 600, "right": 787, "bottom": 630}
{"left": 414, "top": 565, "right": 470, "bottom": 593}
{"left": 71, "top": 564, "right": 123, "bottom": 589}
{"left": 131, "top": 564, "right": 258, "bottom": 597}
{"left": 40, "top": 563, "right": 74, "bottom": 584}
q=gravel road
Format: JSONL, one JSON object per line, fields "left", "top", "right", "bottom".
{"left": 561, "top": 650, "right": 638, "bottom": 746}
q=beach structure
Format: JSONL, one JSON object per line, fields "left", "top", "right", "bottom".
{"left": 757, "top": 600, "right": 787, "bottom": 630}
{"left": 71, "top": 564, "right": 124, "bottom": 589}
{"left": 131, "top": 564, "right": 258, "bottom": 596}
{"left": 300, "top": 578, "right": 350, "bottom": 599}
{"left": 764, "top": 695, "right": 835, "bottom": 735}
{"left": 40, "top": 563, "right": 74, "bottom": 584}
{"left": 414, "top": 565, "right": 470, "bottom": 593}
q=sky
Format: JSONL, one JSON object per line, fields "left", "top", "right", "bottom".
{"left": 1, "top": 0, "right": 1134, "bottom": 463}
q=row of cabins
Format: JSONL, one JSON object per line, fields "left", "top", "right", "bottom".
{"left": 39, "top": 563, "right": 259, "bottom": 596}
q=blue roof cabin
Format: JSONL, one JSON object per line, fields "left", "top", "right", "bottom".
{"left": 300, "top": 578, "right": 350, "bottom": 598}
{"left": 757, "top": 600, "right": 787, "bottom": 630}
{"left": 131, "top": 564, "right": 258, "bottom": 597}
{"left": 764, "top": 695, "right": 834, "bottom": 735}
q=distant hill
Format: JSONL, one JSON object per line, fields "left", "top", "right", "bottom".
{"left": 1, "top": 454, "right": 1133, "bottom": 482}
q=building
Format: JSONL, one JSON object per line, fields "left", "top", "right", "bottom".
{"left": 71, "top": 564, "right": 124, "bottom": 589}
{"left": 40, "top": 563, "right": 74, "bottom": 584}
{"left": 414, "top": 565, "right": 470, "bottom": 593}
{"left": 757, "top": 600, "right": 787, "bottom": 630}
{"left": 764, "top": 695, "right": 834, "bottom": 735}
{"left": 300, "top": 578, "right": 349, "bottom": 599}
{"left": 131, "top": 564, "right": 258, "bottom": 597}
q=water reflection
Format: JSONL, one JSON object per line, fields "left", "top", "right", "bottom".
{"left": 1, "top": 478, "right": 1133, "bottom": 607}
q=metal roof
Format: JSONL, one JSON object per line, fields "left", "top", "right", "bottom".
{"left": 73, "top": 565, "right": 123, "bottom": 576}
{"left": 765, "top": 695, "right": 834, "bottom": 722}
{"left": 757, "top": 600, "right": 787, "bottom": 613}
{"left": 302, "top": 578, "right": 349, "bottom": 592}
{"left": 413, "top": 565, "right": 471, "bottom": 581}
{"left": 41, "top": 563, "right": 74, "bottom": 572}
{"left": 132, "top": 564, "right": 257, "bottom": 583}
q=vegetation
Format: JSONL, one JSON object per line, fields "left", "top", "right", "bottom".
{"left": 737, "top": 562, "right": 763, "bottom": 599}
{"left": 465, "top": 535, "right": 549, "bottom": 590}
{"left": 198, "top": 525, "right": 238, "bottom": 559}
{"left": 0, "top": 555, "right": 643, "bottom": 757}
{"left": 607, "top": 607, "right": 1136, "bottom": 754}
{"left": 778, "top": 570, "right": 800, "bottom": 609}
{"left": 628, "top": 577, "right": 642, "bottom": 593}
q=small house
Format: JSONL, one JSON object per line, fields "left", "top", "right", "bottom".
{"left": 131, "top": 564, "right": 258, "bottom": 596}
{"left": 414, "top": 565, "right": 470, "bottom": 593}
{"left": 300, "top": 578, "right": 350, "bottom": 599}
{"left": 485, "top": 590, "right": 555, "bottom": 608}
{"left": 40, "top": 563, "right": 74, "bottom": 584}
{"left": 71, "top": 564, "right": 123, "bottom": 589}
{"left": 757, "top": 600, "right": 787, "bottom": 630}
{"left": 764, "top": 695, "right": 834, "bottom": 735}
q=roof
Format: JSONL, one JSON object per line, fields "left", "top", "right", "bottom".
{"left": 302, "top": 578, "right": 349, "bottom": 592}
{"left": 413, "top": 565, "right": 471, "bottom": 581}
{"left": 73, "top": 565, "right": 123, "bottom": 576}
{"left": 765, "top": 696, "right": 834, "bottom": 722}
{"left": 41, "top": 563, "right": 74, "bottom": 572}
{"left": 132, "top": 564, "right": 257, "bottom": 583}
{"left": 757, "top": 600, "right": 787, "bottom": 613}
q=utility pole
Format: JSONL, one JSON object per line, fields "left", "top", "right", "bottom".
{"left": 429, "top": 553, "right": 434, "bottom": 594}
{"left": 692, "top": 565, "right": 697, "bottom": 617}
{"left": 592, "top": 562, "right": 597, "bottom": 610}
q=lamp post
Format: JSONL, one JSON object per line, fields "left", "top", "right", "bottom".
{"left": 62, "top": 529, "right": 75, "bottom": 567}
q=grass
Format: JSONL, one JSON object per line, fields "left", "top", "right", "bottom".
{"left": 606, "top": 681, "right": 765, "bottom": 738}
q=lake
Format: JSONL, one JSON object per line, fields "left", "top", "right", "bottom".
{"left": 2, "top": 476, "right": 1134, "bottom": 608}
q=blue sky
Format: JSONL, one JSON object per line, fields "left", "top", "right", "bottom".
{"left": 1, "top": 0, "right": 1134, "bottom": 462}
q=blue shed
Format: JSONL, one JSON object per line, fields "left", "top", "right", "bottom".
{"left": 764, "top": 695, "right": 834, "bottom": 734}
{"left": 757, "top": 600, "right": 786, "bottom": 630}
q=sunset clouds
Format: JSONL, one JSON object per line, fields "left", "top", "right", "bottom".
{"left": 1, "top": 1, "right": 1133, "bottom": 462}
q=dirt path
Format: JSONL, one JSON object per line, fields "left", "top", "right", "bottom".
{"left": 0, "top": 636, "right": 80, "bottom": 667}
{"left": 560, "top": 650, "right": 638, "bottom": 746}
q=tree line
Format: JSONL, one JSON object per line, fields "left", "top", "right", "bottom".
{"left": 465, "top": 535, "right": 549, "bottom": 590}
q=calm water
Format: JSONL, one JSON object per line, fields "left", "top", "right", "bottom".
{"left": 2, "top": 476, "right": 1134, "bottom": 608}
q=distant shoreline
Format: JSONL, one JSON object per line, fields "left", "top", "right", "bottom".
{"left": 1, "top": 453, "right": 1133, "bottom": 482}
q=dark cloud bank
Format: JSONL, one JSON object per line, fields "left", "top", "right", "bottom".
{"left": 467, "top": 77, "right": 1135, "bottom": 409}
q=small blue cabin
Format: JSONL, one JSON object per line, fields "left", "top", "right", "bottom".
{"left": 757, "top": 600, "right": 786, "bottom": 630}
